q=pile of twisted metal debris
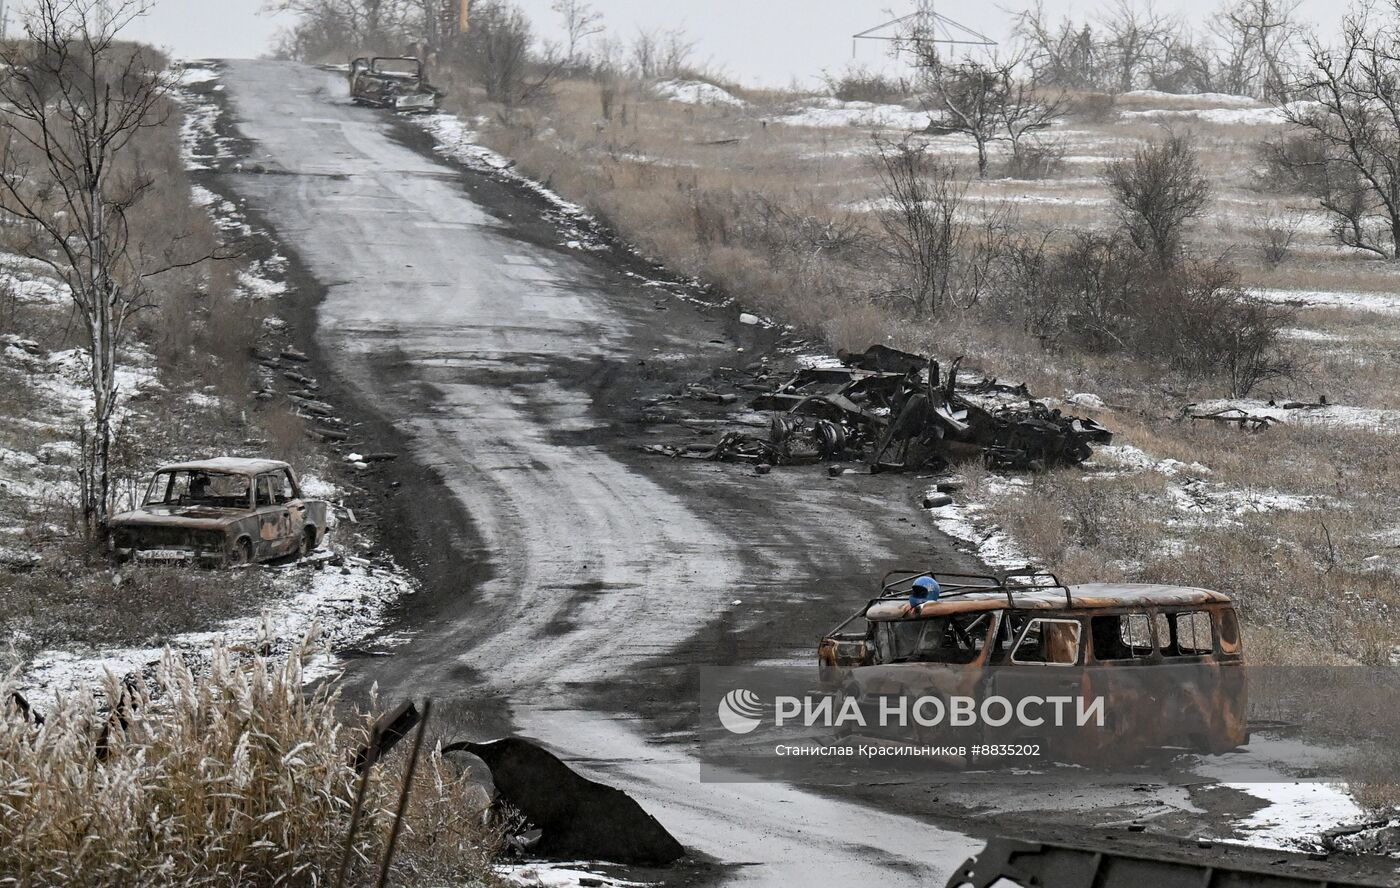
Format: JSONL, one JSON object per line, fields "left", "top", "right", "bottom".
{"left": 643, "top": 345, "right": 1111, "bottom": 473}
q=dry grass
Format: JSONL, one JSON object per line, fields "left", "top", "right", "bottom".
{"left": 0, "top": 637, "right": 502, "bottom": 887}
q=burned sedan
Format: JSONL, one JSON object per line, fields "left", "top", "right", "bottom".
{"left": 109, "top": 458, "right": 329, "bottom": 566}
{"left": 348, "top": 56, "right": 442, "bottom": 112}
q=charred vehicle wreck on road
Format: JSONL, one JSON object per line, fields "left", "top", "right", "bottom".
{"left": 818, "top": 570, "right": 1248, "bottom": 763}
{"left": 109, "top": 458, "right": 328, "bottom": 566}
{"left": 348, "top": 56, "right": 443, "bottom": 112}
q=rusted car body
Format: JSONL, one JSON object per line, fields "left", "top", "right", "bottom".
{"left": 109, "top": 458, "right": 328, "bottom": 566}
{"left": 818, "top": 570, "right": 1247, "bottom": 761}
{"left": 348, "top": 57, "right": 442, "bottom": 112}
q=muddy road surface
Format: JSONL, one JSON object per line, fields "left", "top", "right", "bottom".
{"left": 215, "top": 60, "right": 983, "bottom": 885}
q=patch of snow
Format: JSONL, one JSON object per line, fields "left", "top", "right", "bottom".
{"left": 1281, "top": 327, "right": 1348, "bottom": 343}
{"left": 176, "top": 64, "right": 219, "bottom": 87}
{"left": 298, "top": 473, "right": 338, "bottom": 499}
{"left": 1066, "top": 392, "right": 1106, "bottom": 410}
{"left": 499, "top": 862, "right": 651, "bottom": 887}
{"left": 775, "top": 97, "right": 932, "bottom": 131}
{"left": 925, "top": 480, "right": 1036, "bottom": 572}
{"left": 1120, "top": 100, "right": 1318, "bottom": 126}
{"left": 416, "top": 113, "right": 609, "bottom": 252}
{"left": 1254, "top": 287, "right": 1400, "bottom": 316}
{"left": 21, "top": 547, "right": 418, "bottom": 699}
{"left": 652, "top": 78, "right": 745, "bottom": 108}
{"left": 1197, "top": 737, "right": 1367, "bottom": 851}
{"left": 1121, "top": 89, "right": 1261, "bottom": 107}
{"left": 1167, "top": 479, "right": 1314, "bottom": 523}
{"left": 1191, "top": 398, "right": 1400, "bottom": 433}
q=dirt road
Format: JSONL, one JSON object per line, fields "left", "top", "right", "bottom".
{"left": 215, "top": 60, "right": 983, "bottom": 885}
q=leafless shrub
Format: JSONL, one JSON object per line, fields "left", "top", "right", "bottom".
{"left": 629, "top": 26, "right": 695, "bottom": 79}
{"left": 821, "top": 65, "right": 911, "bottom": 103}
{"left": 1103, "top": 131, "right": 1211, "bottom": 267}
{"left": 871, "top": 138, "right": 997, "bottom": 318}
{"left": 0, "top": 277, "right": 18, "bottom": 337}
{"left": 1069, "top": 91, "right": 1118, "bottom": 123}
{"left": 1254, "top": 131, "right": 1330, "bottom": 194}
{"left": 1006, "top": 232, "right": 1292, "bottom": 394}
{"left": 749, "top": 193, "right": 872, "bottom": 261}
{"left": 1258, "top": 210, "right": 1302, "bottom": 267}
{"left": 1005, "top": 138, "right": 1066, "bottom": 179}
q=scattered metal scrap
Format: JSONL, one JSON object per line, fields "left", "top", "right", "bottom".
{"left": 946, "top": 836, "right": 1387, "bottom": 888}
{"left": 643, "top": 346, "right": 1111, "bottom": 473}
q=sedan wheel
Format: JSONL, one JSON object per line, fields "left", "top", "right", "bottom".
{"left": 230, "top": 539, "right": 253, "bottom": 566}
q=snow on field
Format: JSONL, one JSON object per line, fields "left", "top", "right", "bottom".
{"left": 1120, "top": 99, "right": 1317, "bottom": 126}
{"left": 1191, "top": 398, "right": 1400, "bottom": 433}
{"left": 1198, "top": 738, "right": 1368, "bottom": 851}
{"left": 176, "top": 64, "right": 219, "bottom": 87}
{"left": 775, "top": 97, "right": 932, "bottom": 131}
{"left": 1121, "top": 89, "right": 1260, "bottom": 107}
{"left": 1254, "top": 286, "right": 1400, "bottom": 316}
{"left": 417, "top": 113, "right": 609, "bottom": 252}
{"left": 499, "top": 862, "right": 651, "bottom": 887}
{"left": 20, "top": 548, "right": 417, "bottom": 699}
{"left": 925, "top": 477, "right": 1035, "bottom": 572}
{"left": 652, "top": 78, "right": 745, "bottom": 107}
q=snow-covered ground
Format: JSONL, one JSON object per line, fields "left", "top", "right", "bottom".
{"left": 774, "top": 96, "right": 933, "bottom": 130}
{"left": 652, "top": 78, "right": 745, "bottom": 108}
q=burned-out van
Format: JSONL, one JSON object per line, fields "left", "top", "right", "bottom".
{"left": 817, "top": 570, "right": 1247, "bottom": 761}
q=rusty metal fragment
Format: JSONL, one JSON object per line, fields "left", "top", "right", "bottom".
{"left": 353, "top": 701, "right": 422, "bottom": 774}
{"left": 946, "top": 836, "right": 1386, "bottom": 887}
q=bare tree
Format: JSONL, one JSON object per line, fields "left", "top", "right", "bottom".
{"left": 629, "top": 26, "right": 694, "bottom": 79}
{"left": 1210, "top": 0, "right": 1303, "bottom": 99}
{"left": 916, "top": 51, "right": 1064, "bottom": 179}
{"left": 1276, "top": 3, "right": 1400, "bottom": 259}
{"left": 551, "top": 0, "right": 602, "bottom": 67}
{"left": 0, "top": 0, "right": 218, "bottom": 535}
{"left": 1101, "top": 0, "right": 1176, "bottom": 93}
{"left": 462, "top": 0, "right": 559, "bottom": 106}
{"left": 264, "top": 0, "right": 414, "bottom": 58}
{"left": 872, "top": 139, "right": 962, "bottom": 317}
{"left": 870, "top": 139, "right": 1010, "bottom": 317}
{"left": 1015, "top": 2, "right": 1104, "bottom": 91}
{"left": 1103, "top": 131, "right": 1212, "bottom": 266}
{"left": 924, "top": 60, "right": 1008, "bottom": 178}
{"left": 999, "top": 75, "right": 1068, "bottom": 175}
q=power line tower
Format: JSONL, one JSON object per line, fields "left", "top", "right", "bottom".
{"left": 853, "top": 1, "right": 996, "bottom": 74}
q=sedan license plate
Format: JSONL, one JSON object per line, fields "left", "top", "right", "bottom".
{"left": 136, "top": 549, "right": 193, "bottom": 562}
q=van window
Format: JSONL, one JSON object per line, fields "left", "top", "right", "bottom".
{"left": 1091, "top": 613, "right": 1153, "bottom": 660}
{"left": 1012, "top": 618, "right": 1082, "bottom": 666}
{"left": 875, "top": 613, "right": 992, "bottom": 665}
{"left": 1217, "top": 608, "right": 1242, "bottom": 654}
{"left": 1167, "top": 611, "right": 1214, "bottom": 655}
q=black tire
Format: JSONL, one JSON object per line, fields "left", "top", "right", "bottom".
{"left": 299, "top": 527, "right": 318, "bottom": 558}
{"left": 230, "top": 538, "right": 253, "bottom": 566}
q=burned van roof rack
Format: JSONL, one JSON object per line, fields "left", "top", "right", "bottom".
{"left": 878, "top": 567, "right": 1073, "bottom": 608}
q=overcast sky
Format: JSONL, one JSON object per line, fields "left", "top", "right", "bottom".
{"left": 122, "top": 0, "right": 1348, "bottom": 88}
